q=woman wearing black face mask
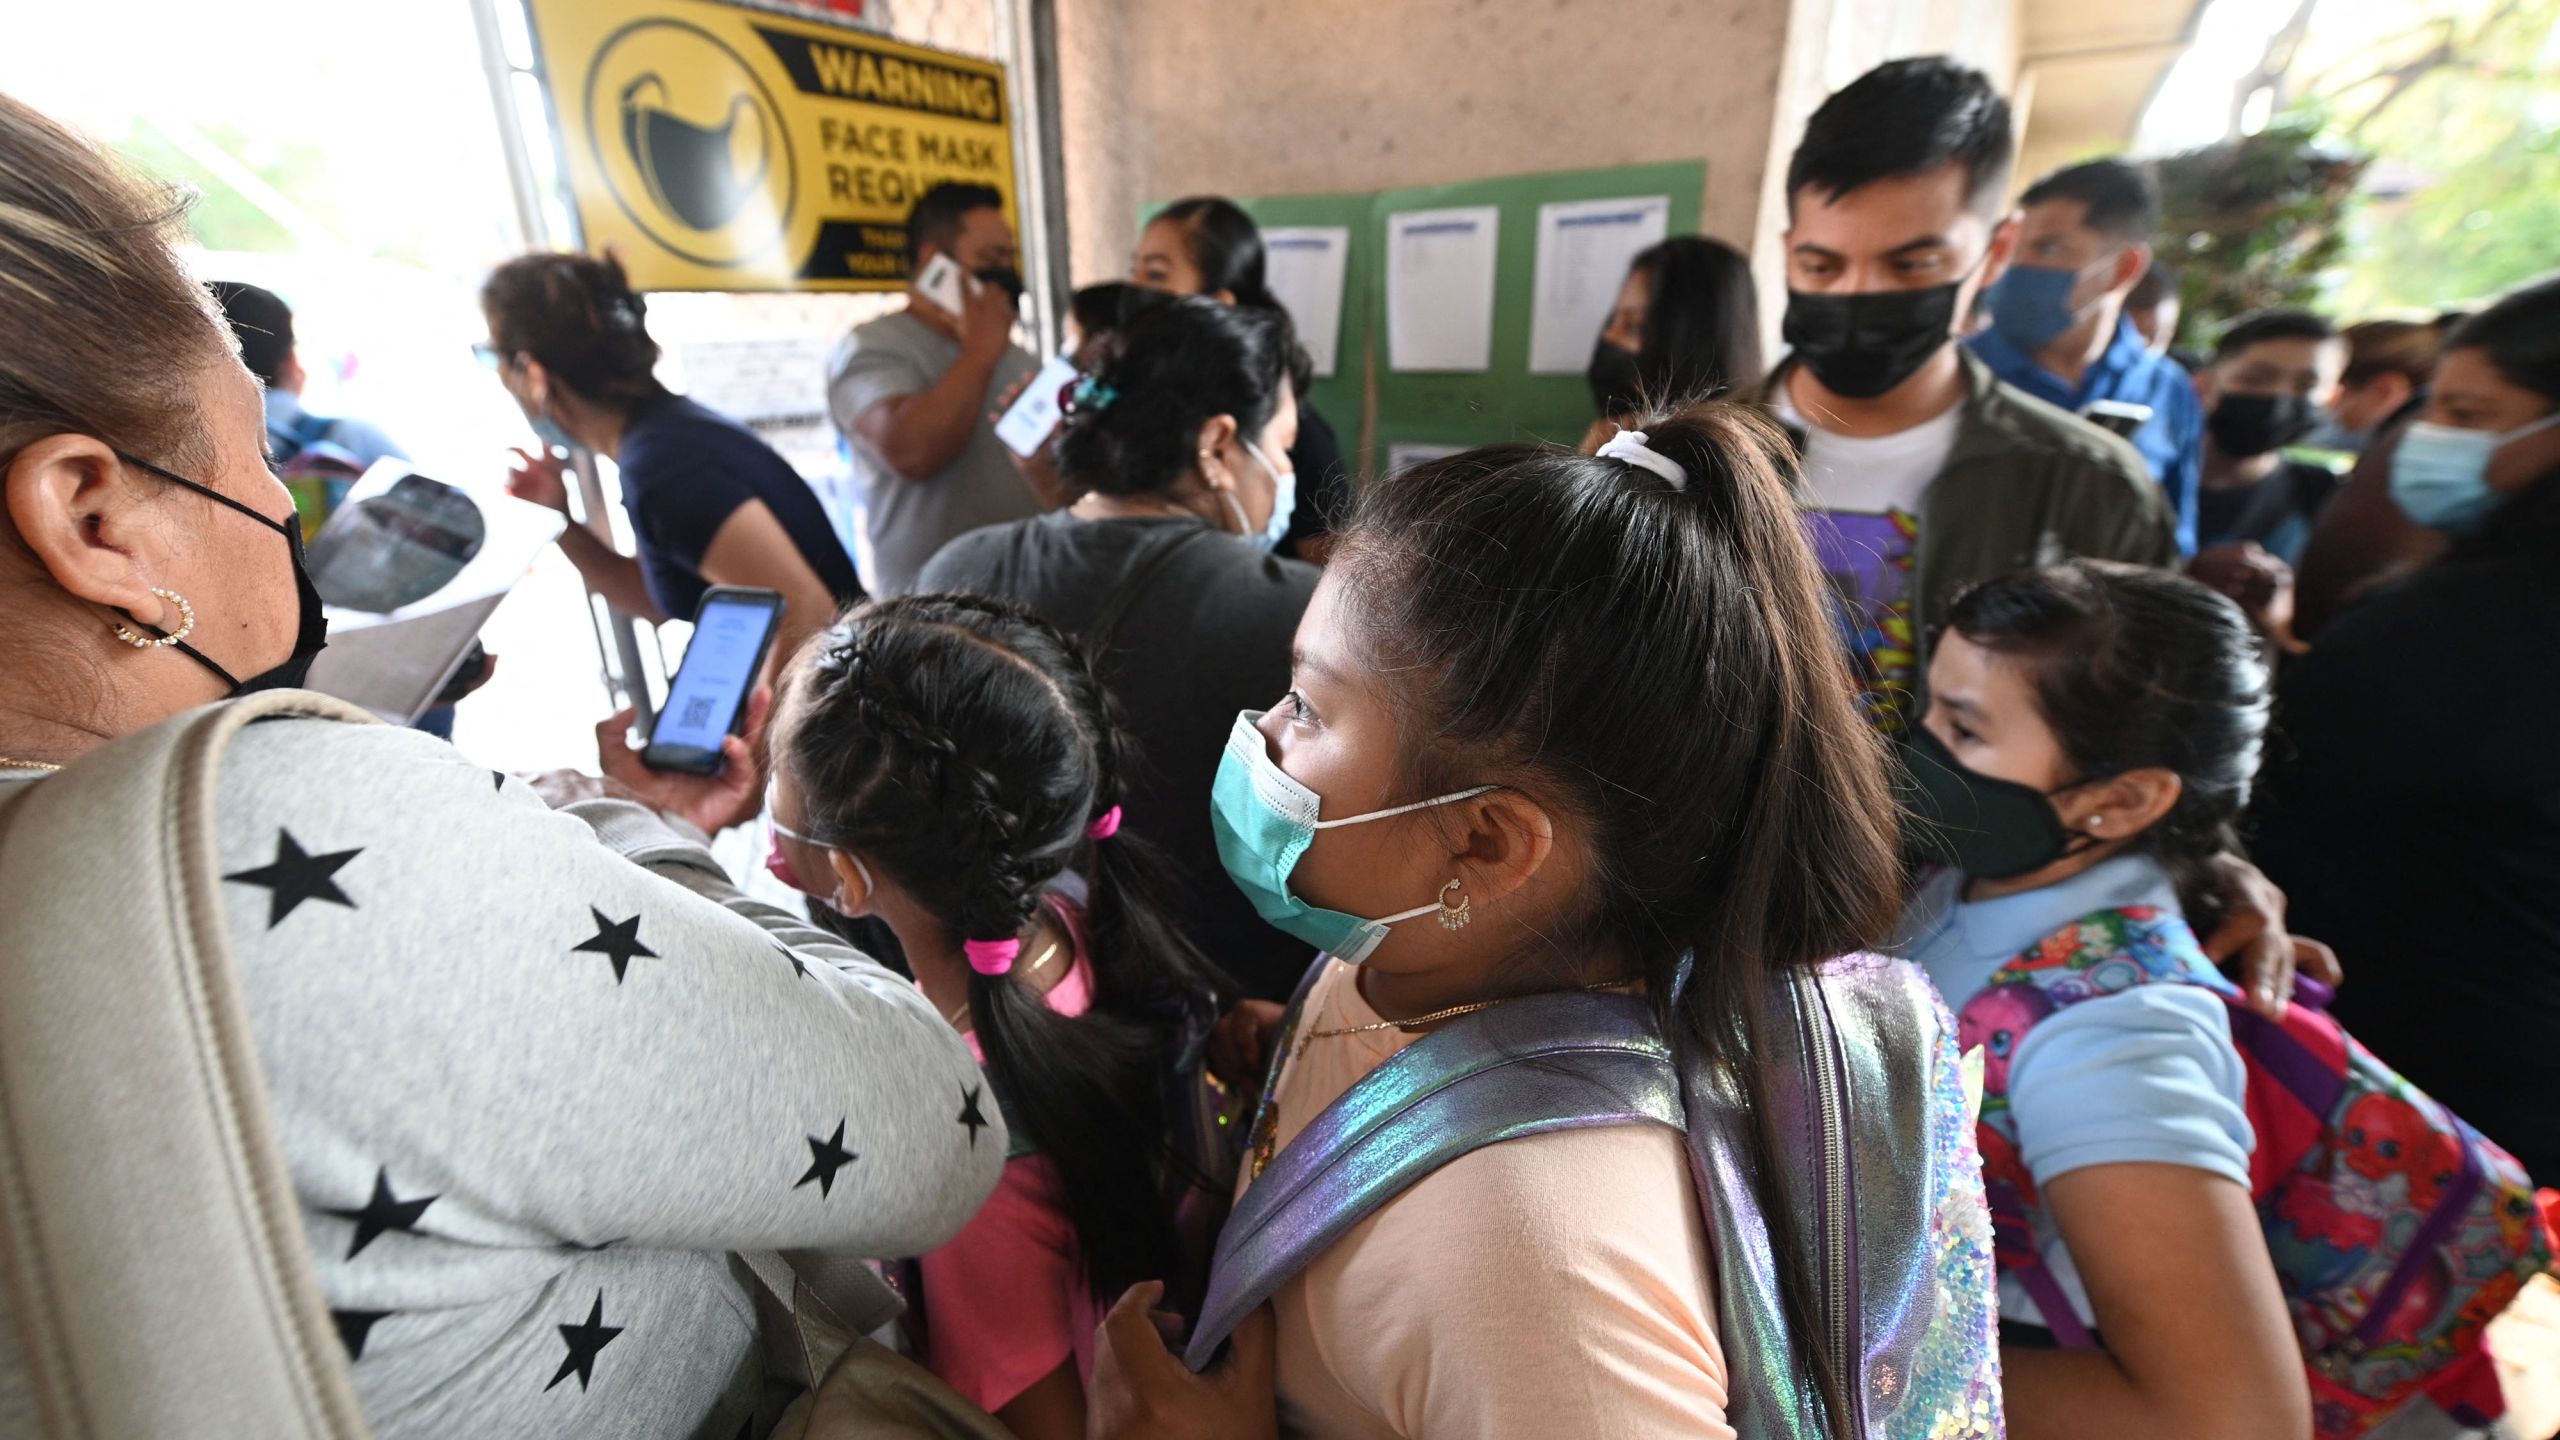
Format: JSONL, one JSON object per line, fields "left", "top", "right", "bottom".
{"left": 0, "top": 96, "right": 1002, "bottom": 1437}
{"left": 1579, "top": 237, "right": 1761, "bottom": 448}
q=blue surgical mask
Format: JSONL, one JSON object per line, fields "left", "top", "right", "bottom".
{"left": 1984, "top": 262, "right": 2097, "bottom": 353}
{"left": 1243, "top": 438, "right": 1296, "bottom": 553}
{"left": 530, "top": 409, "right": 577, "bottom": 453}
{"left": 2389, "top": 414, "right": 2560, "bottom": 535}
{"left": 1210, "top": 711, "right": 1492, "bottom": 964}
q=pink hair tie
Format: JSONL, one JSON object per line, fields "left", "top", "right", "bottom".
{"left": 963, "top": 938, "right": 1021, "bottom": 975}
{"left": 1087, "top": 806, "right": 1123, "bottom": 841}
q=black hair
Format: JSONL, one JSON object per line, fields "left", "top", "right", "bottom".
{"left": 905, "top": 181, "right": 1006, "bottom": 271}
{"left": 1943, "top": 561, "right": 2271, "bottom": 930}
{"left": 1787, "top": 56, "right": 2015, "bottom": 219}
{"left": 1052, "top": 295, "right": 1290, "bottom": 498}
{"left": 1069, "top": 280, "right": 1141, "bottom": 346}
{"left": 478, "top": 252, "right": 667, "bottom": 411}
{"left": 2443, "top": 271, "right": 2560, "bottom": 558}
{"left": 1331, "top": 403, "right": 1905, "bottom": 1433}
{"left": 2019, "top": 157, "right": 2159, "bottom": 243}
{"left": 2339, "top": 316, "right": 2449, "bottom": 390}
{"left": 210, "top": 281, "right": 293, "bottom": 389}
{"left": 1149, "top": 196, "right": 1317, "bottom": 397}
{"left": 780, "top": 593, "right": 1230, "bottom": 1302}
{"left": 2128, "top": 258, "right": 2179, "bottom": 312}
{"left": 2212, "top": 307, "right": 2338, "bottom": 363}
{"left": 1628, "top": 236, "right": 1764, "bottom": 402}
{"left": 1147, "top": 197, "right": 1278, "bottom": 310}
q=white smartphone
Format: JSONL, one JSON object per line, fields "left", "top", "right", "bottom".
{"left": 915, "top": 252, "right": 969, "bottom": 315}
{"left": 996, "top": 353, "right": 1084, "bottom": 458}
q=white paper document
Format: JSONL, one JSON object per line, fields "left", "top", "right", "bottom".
{"left": 1386, "top": 205, "right": 1499, "bottom": 373}
{"left": 1261, "top": 226, "right": 1350, "bottom": 378}
{"left": 1527, "top": 196, "right": 1671, "bottom": 374}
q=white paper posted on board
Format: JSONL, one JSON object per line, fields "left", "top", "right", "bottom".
{"left": 1527, "top": 196, "right": 1671, "bottom": 374}
{"left": 1386, "top": 205, "right": 1499, "bottom": 373}
{"left": 1261, "top": 226, "right": 1350, "bottom": 378}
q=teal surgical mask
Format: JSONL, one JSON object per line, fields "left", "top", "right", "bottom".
{"left": 2389, "top": 414, "right": 2560, "bottom": 535}
{"left": 1210, "top": 711, "right": 1491, "bottom": 964}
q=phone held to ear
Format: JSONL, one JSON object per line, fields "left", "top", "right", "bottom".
{"left": 641, "top": 586, "right": 785, "bottom": 775}
{"left": 914, "top": 252, "right": 973, "bottom": 316}
{"left": 996, "top": 353, "right": 1084, "bottom": 458}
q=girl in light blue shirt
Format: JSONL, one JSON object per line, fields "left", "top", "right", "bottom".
{"left": 1895, "top": 559, "right": 2310, "bottom": 1439}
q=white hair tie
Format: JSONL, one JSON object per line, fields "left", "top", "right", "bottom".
{"left": 1596, "top": 426, "right": 1688, "bottom": 492}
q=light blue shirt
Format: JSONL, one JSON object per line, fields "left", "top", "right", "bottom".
{"left": 264, "top": 389, "right": 406, "bottom": 471}
{"left": 1898, "top": 854, "right": 2252, "bottom": 1328}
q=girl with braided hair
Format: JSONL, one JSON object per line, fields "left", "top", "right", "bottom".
{"left": 763, "top": 593, "right": 1235, "bottom": 1440}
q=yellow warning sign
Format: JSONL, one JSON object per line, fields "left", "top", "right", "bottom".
{"left": 523, "top": 0, "right": 1018, "bottom": 291}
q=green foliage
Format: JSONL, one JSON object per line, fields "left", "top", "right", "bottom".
{"left": 2324, "top": 0, "right": 2560, "bottom": 315}
{"left": 2153, "top": 119, "right": 2370, "bottom": 346}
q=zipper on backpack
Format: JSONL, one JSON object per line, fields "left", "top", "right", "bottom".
{"left": 1805, "top": 973, "right": 1863, "bottom": 1431}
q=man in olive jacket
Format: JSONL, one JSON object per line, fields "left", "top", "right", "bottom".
{"left": 1760, "top": 57, "right": 2177, "bottom": 734}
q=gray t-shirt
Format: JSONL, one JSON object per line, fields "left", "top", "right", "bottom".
{"left": 826, "top": 310, "right": 1041, "bottom": 596}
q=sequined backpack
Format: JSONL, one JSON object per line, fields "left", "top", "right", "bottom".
{"left": 1187, "top": 955, "right": 2004, "bottom": 1440}
{"left": 1956, "top": 905, "right": 2554, "bottom": 1439}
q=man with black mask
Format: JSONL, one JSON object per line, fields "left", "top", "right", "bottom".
{"left": 2192, "top": 309, "right": 2347, "bottom": 563}
{"left": 1755, "top": 57, "right": 2177, "bottom": 736}
{"left": 828, "top": 182, "right": 1050, "bottom": 595}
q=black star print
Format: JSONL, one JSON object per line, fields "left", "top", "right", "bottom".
{"left": 571, "top": 907, "right": 657, "bottom": 984}
{"left": 796, "top": 1119, "right": 856, "bottom": 1198}
{"left": 544, "top": 1290, "right": 624, "bottom": 1392}
{"left": 957, "top": 1085, "right": 991, "bottom": 1148}
{"left": 774, "top": 943, "right": 809, "bottom": 980}
{"left": 332, "top": 1308, "right": 392, "bottom": 1361}
{"left": 326, "top": 1166, "right": 438, "bottom": 1259}
{"left": 224, "top": 828, "right": 361, "bottom": 928}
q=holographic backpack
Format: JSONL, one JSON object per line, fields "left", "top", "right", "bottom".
{"left": 1957, "top": 906, "right": 2553, "bottom": 1439}
{"left": 1188, "top": 955, "right": 2004, "bottom": 1440}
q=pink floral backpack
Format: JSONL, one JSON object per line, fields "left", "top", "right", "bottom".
{"left": 1956, "top": 904, "right": 2555, "bottom": 1438}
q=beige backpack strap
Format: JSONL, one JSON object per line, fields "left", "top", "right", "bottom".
{"left": 0, "top": 692, "right": 380, "bottom": 1439}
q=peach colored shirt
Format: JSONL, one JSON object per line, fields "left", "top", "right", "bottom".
{"left": 1248, "top": 959, "right": 1735, "bottom": 1440}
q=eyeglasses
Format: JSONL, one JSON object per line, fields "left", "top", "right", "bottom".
{"left": 471, "top": 341, "right": 508, "bottom": 370}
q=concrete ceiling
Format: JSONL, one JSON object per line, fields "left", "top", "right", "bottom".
{"left": 2016, "top": 0, "right": 2209, "bottom": 174}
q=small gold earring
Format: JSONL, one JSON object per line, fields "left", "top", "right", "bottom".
{"left": 111, "top": 588, "right": 196, "bottom": 649}
{"left": 1437, "top": 879, "right": 1471, "bottom": 931}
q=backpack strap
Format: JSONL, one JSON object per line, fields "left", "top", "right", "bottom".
{"left": 1182, "top": 988, "right": 1680, "bottom": 1370}
{"left": 267, "top": 408, "right": 335, "bottom": 466}
{"left": 0, "top": 691, "right": 379, "bottom": 1439}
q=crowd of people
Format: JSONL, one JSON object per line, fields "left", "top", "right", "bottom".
{"left": 1, "top": 45, "right": 2556, "bottom": 1440}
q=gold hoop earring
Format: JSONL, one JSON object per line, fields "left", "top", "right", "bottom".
{"left": 111, "top": 588, "right": 196, "bottom": 649}
{"left": 1437, "top": 878, "right": 1472, "bottom": 931}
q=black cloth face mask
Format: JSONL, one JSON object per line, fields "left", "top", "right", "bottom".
{"left": 1781, "top": 261, "right": 1980, "bottom": 400}
{"left": 2207, "top": 392, "right": 2317, "bottom": 459}
{"left": 1899, "top": 725, "right": 2102, "bottom": 881}
{"left": 1587, "top": 337, "right": 1645, "bottom": 418}
{"left": 116, "top": 452, "right": 330, "bottom": 695}
{"left": 973, "top": 266, "right": 1026, "bottom": 304}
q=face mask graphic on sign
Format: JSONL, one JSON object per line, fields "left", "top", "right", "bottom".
{"left": 620, "top": 74, "right": 772, "bottom": 233}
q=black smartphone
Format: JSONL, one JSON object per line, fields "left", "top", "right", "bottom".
{"left": 641, "top": 586, "right": 785, "bottom": 775}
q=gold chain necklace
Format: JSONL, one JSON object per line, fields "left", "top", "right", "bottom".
{"left": 0, "top": 757, "right": 62, "bottom": 773}
{"left": 941, "top": 940, "right": 1066, "bottom": 1029}
{"left": 1304, "top": 976, "right": 1637, "bottom": 1041}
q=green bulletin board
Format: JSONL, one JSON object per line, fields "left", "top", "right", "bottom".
{"left": 1220, "top": 191, "right": 1374, "bottom": 461}
{"left": 1363, "top": 161, "right": 1702, "bottom": 469}
{"left": 1145, "top": 159, "right": 1706, "bottom": 479}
